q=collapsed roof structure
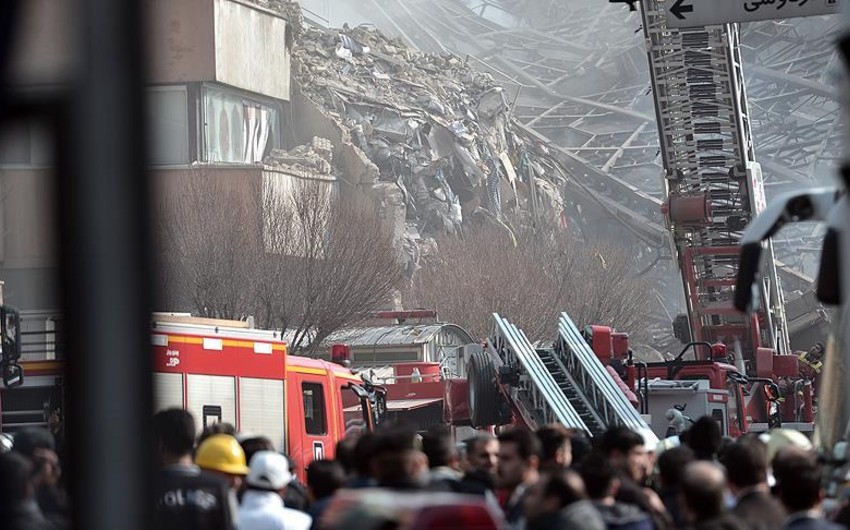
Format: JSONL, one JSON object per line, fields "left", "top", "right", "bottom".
{"left": 265, "top": 0, "right": 838, "bottom": 353}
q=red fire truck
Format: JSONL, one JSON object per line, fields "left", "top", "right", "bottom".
{"left": 151, "top": 313, "right": 383, "bottom": 479}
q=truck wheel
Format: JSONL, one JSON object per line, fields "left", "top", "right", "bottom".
{"left": 468, "top": 350, "right": 503, "bottom": 428}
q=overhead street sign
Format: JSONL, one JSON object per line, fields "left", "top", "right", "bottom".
{"left": 665, "top": 0, "right": 841, "bottom": 29}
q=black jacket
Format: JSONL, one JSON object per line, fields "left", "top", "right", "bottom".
{"left": 154, "top": 464, "right": 236, "bottom": 530}
{"left": 732, "top": 490, "right": 786, "bottom": 530}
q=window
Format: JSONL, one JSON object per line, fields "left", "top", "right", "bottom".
{"left": 340, "top": 385, "right": 367, "bottom": 437}
{"left": 147, "top": 87, "right": 190, "bottom": 166}
{"left": 302, "top": 382, "right": 327, "bottom": 435}
{"left": 0, "top": 121, "right": 53, "bottom": 166}
{"left": 202, "top": 85, "right": 281, "bottom": 164}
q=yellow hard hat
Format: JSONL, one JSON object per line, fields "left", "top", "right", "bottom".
{"left": 195, "top": 434, "right": 250, "bottom": 476}
{"left": 766, "top": 428, "right": 813, "bottom": 463}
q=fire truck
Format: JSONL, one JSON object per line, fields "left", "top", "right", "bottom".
{"left": 150, "top": 313, "right": 384, "bottom": 478}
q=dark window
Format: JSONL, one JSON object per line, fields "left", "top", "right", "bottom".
{"left": 302, "top": 382, "right": 327, "bottom": 435}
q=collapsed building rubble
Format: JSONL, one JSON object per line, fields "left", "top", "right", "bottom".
{"left": 293, "top": 0, "right": 837, "bottom": 353}
{"left": 287, "top": 16, "right": 577, "bottom": 278}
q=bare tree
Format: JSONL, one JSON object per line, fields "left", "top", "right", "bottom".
{"left": 406, "top": 219, "right": 651, "bottom": 343}
{"left": 155, "top": 172, "right": 403, "bottom": 353}
{"left": 258, "top": 181, "right": 403, "bottom": 353}
{"left": 155, "top": 171, "right": 257, "bottom": 319}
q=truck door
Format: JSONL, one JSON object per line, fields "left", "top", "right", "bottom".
{"left": 288, "top": 373, "right": 333, "bottom": 478}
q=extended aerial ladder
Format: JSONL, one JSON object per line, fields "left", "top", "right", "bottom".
{"left": 637, "top": 0, "right": 790, "bottom": 366}
{"left": 466, "top": 313, "right": 654, "bottom": 440}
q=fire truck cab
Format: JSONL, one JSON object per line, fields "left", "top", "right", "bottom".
{"left": 151, "top": 314, "right": 382, "bottom": 479}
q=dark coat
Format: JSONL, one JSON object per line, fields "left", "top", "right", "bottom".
{"left": 783, "top": 515, "right": 846, "bottom": 530}
{"left": 732, "top": 490, "right": 786, "bottom": 530}
{"left": 595, "top": 501, "right": 656, "bottom": 530}
{"left": 688, "top": 513, "right": 750, "bottom": 530}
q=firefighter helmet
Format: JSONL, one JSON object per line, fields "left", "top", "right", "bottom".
{"left": 195, "top": 434, "right": 250, "bottom": 476}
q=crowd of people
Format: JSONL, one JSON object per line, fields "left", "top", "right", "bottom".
{"left": 2, "top": 409, "right": 850, "bottom": 530}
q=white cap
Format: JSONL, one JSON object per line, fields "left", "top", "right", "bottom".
{"left": 246, "top": 451, "right": 292, "bottom": 490}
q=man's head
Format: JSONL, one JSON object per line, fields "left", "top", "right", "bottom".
{"left": 306, "top": 459, "right": 346, "bottom": 502}
{"left": 536, "top": 425, "right": 572, "bottom": 471}
{"left": 597, "top": 427, "right": 647, "bottom": 483}
{"left": 12, "top": 426, "right": 61, "bottom": 489}
{"left": 245, "top": 451, "right": 292, "bottom": 494}
{"left": 772, "top": 447, "right": 822, "bottom": 513}
{"left": 464, "top": 434, "right": 499, "bottom": 477}
{"left": 685, "top": 416, "right": 722, "bottom": 460}
{"left": 0, "top": 451, "right": 34, "bottom": 510}
{"left": 153, "top": 409, "right": 195, "bottom": 464}
{"left": 195, "top": 434, "right": 250, "bottom": 490}
{"left": 497, "top": 428, "right": 541, "bottom": 490}
{"left": 334, "top": 437, "right": 358, "bottom": 478}
{"left": 371, "top": 427, "right": 428, "bottom": 489}
{"left": 353, "top": 432, "right": 378, "bottom": 480}
{"left": 719, "top": 439, "right": 768, "bottom": 493}
{"left": 239, "top": 436, "right": 274, "bottom": 467}
{"left": 579, "top": 451, "right": 618, "bottom": 501}
{"left": 657, "top": 445, "right": 694, "bottom": 489}
{"left": 681, "top": 461, "right": 727, "bottom": 522}
{"left": 421, "top": 425, "right": 458, "bottom": 470}
{"left": 524, "top": 469, "right": 587, "bottom": 523}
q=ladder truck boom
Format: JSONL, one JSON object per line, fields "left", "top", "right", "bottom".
{"left": 638, "top": 0, "right": 790, "bottom": 363}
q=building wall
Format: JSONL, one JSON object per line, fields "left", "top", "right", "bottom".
{"left": 146, "top": 0, "right": 291, "bottom": 101}
{"left": 0, "top": 169, "right": 59, "bottom": 310}
{"left": 8, "top": 0, "right": 76, "bottom": 86}
{"left": 214, "top": 0, "right": 291, "bottom": 101}
{"left": 146, "top": 0, "right": 217, "bottom": 83}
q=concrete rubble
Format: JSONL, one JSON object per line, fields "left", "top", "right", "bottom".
{"left": 280, "top": 8, "right": 572, "bottom": 276}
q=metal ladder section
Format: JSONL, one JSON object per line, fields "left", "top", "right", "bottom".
{"left": 536, "top": 348, "right": 607, "bottom": 435}
{"left": 487, "top": 313, "right": 590, "bottom": 433}
{"left": 639, "top": 0, "right": 789, "bottom": 358}
{"left": 555, "top": 313, "right": 655, "bottom": 439}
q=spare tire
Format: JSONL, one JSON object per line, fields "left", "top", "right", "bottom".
{"left": 468, "top": 350, "right": 503, "bottom": 428}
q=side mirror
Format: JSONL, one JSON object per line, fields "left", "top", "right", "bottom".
{"left": 2, "top": 362, "right": 23, "bottom": 388}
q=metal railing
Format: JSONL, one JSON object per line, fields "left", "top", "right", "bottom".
{"left": 555, "top": 313, "right": 655, "bottom": 441}
{"left": 487, "top": 313, "right": 589, "bottom": 432}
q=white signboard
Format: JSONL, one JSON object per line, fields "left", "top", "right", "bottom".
{"left": 665, "top": 0, "right": 840, "bottom": 28}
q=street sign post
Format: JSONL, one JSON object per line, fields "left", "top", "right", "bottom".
{"left": 665, "top": 0, "right": 840, "bottom": 28}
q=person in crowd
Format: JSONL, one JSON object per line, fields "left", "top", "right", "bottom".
{"left": 681, "top": 461, "right": 747, "bottom": 530}
{"left": 239, "top": 451, "right": 312, "bottom": 530}
{"left": 524, "top": 468, "right": 605, "bottom": 530}
{"left": 772, "top": 448, "right": 843, "bottom": 530}
{"left": 333, "top": 437, "right": 358, "bottom": 480}
{"left": 153, "top": 409, "right": 237, "bottom": 530}
{"left": 536, "top": 424, "right": 573, "bottom": 473}
{"left": 12, "top": 427, "right": 69, "bottom": 520}
{"left": 597, "top": 427, "right": 670, "bottom": 530}
{"left": 719, "top": 439, "right": 785, "bottom": 530}
{"left": 347, "top": 432, "right": 378, "bottom": 488}
{"left": 683, "top": 417, "right": 723, "bottom": 461}
{"left": 306, "top": 459, "right": 346, "bottom": 529}
{"left": 421, "top": 425, "right": 463, "bottom": 491}
{"left": 656, "top": 445, "right": 694, "bottom": 528}
{"left": 370, "top": 427, "right": 429, "bottom": 490}
{"left": 283, "top": 454, "right": 310, "bottom": 513}
{"left": 497, "top": 428, "right": 542, "bottom": 529}
{"left": 580, "top": 451, "right": 654, "bottom": 530}
{"left": 458, "top": 434, "right": 499, "bottom": 495}
{"left": 0, "top": 451, "right": 64, "bottom": 530}
{"left": 239, "top": 435, "right": 274, "bottom": 467}
{"left": 197, "top": 423, "right": 237, "bottom": 448}
{"left": 195, "top": 433, "right": 250, "bottom": 492}
{"left": 570, "top": 431, "right": 593, "bottom": 469}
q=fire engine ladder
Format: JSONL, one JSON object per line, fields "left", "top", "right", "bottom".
{"left": 488, "top": 314, "right": 590, "bottom": 433}
{"left": 639, "top": 0, "right": 790, "bottom": 360}
{"left": 553, "top": 313, "right": 653, "bottom": 434}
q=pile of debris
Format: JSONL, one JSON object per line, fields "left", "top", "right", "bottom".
{"left": 289, "top": 15, "right": 569, "bottom": 253}
{"left": 264, "top": 136, "right": 335, "bottom": 179}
